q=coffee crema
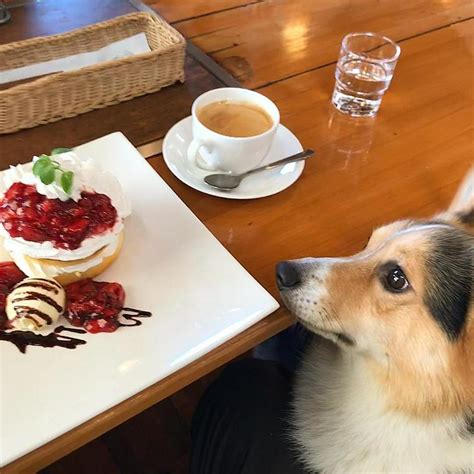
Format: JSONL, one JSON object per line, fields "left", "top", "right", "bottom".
{"left": 197, "top": 100, "right": 273, "bottom": 137}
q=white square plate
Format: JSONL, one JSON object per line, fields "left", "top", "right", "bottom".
{"left": 0, "top": 132, "right": 279, "bottom": 467}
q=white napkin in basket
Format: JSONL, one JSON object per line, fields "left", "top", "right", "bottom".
{"left": 0, "top": 33, "right": 151, "bottom": 85}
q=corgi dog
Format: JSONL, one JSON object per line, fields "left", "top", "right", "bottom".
{"left": 277, "top": 171, "right": 473, "bottom": 473}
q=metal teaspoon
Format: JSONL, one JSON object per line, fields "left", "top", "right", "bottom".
{"left": 204, "top": 149, "right": 314, "bottom": 191}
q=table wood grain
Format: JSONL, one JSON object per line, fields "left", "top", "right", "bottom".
{"left": 149, "top": 0, "right": 256, "bottom": 23}
{"left": 145, "top": 20, "right": 472, "bottom": 297}
{"left": 1, "top": 0, "right": 473, "bottom": 472}
{"left": 1, "top": 0, "right": 135, "bottom": 43}
{"left": 150, "top": 0, "right": 474, "bottom": 88}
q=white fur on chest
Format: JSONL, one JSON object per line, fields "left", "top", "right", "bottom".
{"left": 293, "top": 339, "right": 474, "bottom": 473}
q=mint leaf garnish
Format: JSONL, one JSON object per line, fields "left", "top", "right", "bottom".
{"left": 41, "top": 166, "right": 56, "bottom": 185}
{"left": 32, "top": 149, "right": 75, "bottom": 195}
{"left": 61, "top": 171, "right": 74, "bottom": 195}
{"left": 32, "top": 155, "right": 51, "bottom": 176}
{"left": 51, "top": 147, "right": 73, "bottom": 156}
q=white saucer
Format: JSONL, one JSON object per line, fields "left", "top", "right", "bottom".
{"left": 163, "top": 116, "right": 305, "bottom": 199}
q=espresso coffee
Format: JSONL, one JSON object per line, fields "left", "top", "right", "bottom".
{"left": 198, "top": 100, "right": 273, "bottom": 137}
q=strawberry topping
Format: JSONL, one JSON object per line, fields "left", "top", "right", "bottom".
{"left": 0, "top": 262, "right": 27, "bottom": 329}
{"left": 0, "top": 183, "right": 118, "bottom": 250}
{"left": 64, "top": 279, "right": 126, "bottom": 333}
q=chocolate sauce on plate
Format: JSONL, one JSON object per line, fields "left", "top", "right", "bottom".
{"left": 0, "top": 326, "right": 86, "bottom": 353}
{"left": 119, "top": 307, "right": 152, "bottom": 327}
{"left": 0, "top": 307, "right": 152, "bottom": 353}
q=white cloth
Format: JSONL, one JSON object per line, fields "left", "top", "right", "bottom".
{"left": 0, "top": 33, "right": 151, "bottom": 85}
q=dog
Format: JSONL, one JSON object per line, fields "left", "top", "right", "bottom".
{"left": 277, "top": 171, "right": 473, "bottom": 473}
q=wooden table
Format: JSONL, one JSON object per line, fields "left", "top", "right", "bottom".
{"left": 1, "top": 0, "right": 472, "bottom": 471}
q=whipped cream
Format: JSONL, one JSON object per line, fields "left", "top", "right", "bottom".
{"left": 11, "top": 234, "right": 120, "bottom": 278}
{"left": 0, "top": 152, "right": 131, "bottom": 261}
{"left": 2, "top": 221, "right": 123, "bottom": 261}
{"left": 1, "top": 152, "right": 131, "bottom": 212}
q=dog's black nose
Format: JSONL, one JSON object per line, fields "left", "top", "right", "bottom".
{"left": 276, "top": 261, "right": 301, "bottom": 290}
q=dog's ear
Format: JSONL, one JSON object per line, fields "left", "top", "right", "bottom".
{"left": 436, "top": 168, "right": 473, "bottom": 231}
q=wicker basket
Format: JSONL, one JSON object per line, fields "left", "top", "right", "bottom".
{"left": 0, "top": 12, "right": 186, "bottom": 134}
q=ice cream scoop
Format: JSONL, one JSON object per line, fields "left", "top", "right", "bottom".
{"left": 6, "top": 277, "right": 65, "bottom": 331}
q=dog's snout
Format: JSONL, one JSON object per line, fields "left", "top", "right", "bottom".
{"left": 276, "top": 261, "right": 301, "bottom": 290}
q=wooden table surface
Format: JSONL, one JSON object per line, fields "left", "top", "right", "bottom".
{"left": 147, "top": 0, "right": 472, "bottom": 290}
{"left": 153, "top": 0, "right": 474, "bottom": 88}
{"left": 1, "top": 0, "right": 473, "bottom": 471}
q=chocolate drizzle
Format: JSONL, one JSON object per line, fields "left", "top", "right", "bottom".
{"left": 13, "top": 306, "right": 53, "bottom": 325}
{"left": 33, "top": 278, "right": 63, "bottom": 289}
{"left": 119, "top": 307, "right": 152, "bottom": 327}
{"left": 0, "top": 306, "right": 152, "bottom": 354}
{"left": 55, "top": 325, "right": 86, "bottom": 334}
{"left": 0, "top": 326, "right": 87, "bottom": 353}
{"left": 12, "top": 291, "right": 63, "bottom": 313}
{"left": 13, "top": 280, "right": 60, "bottom": 294}
{"left": 24, "top": 314, "right": 41, "bottom": 326}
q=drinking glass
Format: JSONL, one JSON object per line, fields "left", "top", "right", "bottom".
{"left": 332, "top": 32, "right": 400, "bottom": 117}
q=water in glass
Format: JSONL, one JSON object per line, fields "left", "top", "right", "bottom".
{"left": 332, "top": 33, "right": 400, "bottom": 117}
{"left": 333, "top": 59, "right": 391, "bottom": 116}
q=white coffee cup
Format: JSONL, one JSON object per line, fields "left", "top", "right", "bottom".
{"left": 187, "top": 88, "right": 280, "bottom": 174}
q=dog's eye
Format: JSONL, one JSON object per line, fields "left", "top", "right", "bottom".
{"left": 385, "top": 266, "right": 410, "bottom": 292}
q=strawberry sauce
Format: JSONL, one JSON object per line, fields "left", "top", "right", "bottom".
{"left": 0, "top": 267, "right": 152, "bottom": 352}
{"left": 0, "top": 262, "right": 26, "bottom": 329}
{"left": 65, "top": 278, "right": 126, "bottom": 333}
{"left": 0, "top": 183, "right": 118, "bottom": 250}
{"left": 64, "top": 279, "right": 152, "bottom": 333}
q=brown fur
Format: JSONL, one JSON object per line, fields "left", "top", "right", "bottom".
{"left": 319, "top": 223, "right": 473, "bottom": 418}
{"left": 279, "top": 171, "right": 474, "bottom": 471}
{"left": 283, "top": 215, "right": 473, "bottom": 420}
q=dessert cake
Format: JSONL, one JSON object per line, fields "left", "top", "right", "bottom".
{"left": 0, "top": 151, "right": 151, "bottom": 349}
{"left": 0, "top": 151, "right": 130, "bottom": 285}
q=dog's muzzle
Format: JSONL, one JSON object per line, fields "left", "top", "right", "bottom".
{"left": 276, "top": 261, "right": 301, "bottom": 290}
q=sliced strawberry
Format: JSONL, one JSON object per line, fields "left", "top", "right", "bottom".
{"left": 38, "top": 199, "right": 59, "bottom": 214}
{"left": 0, "top": 310, "right": 8, "bottom": 330}
{"left": 78, "top": 195, "right": 94, "bottom": 209}
{"left": 64, "top": 279, "right": 125, "bottom": 333}
{"left": 66, "top": 314, "right": 84, "bottom": 328}
{"left": 0, "top": 184, "right": 118, "bottom": 250}
{"left": 0, "top": 262, "right": 26, "bottom": 288}
{"left": 84, "top": 319, "right": 118, "bottom": 333}
{"left": 23, "top": 207, "right": 40, "bottom": 222}
{"left": 4, "top": 182, "right": 26, "bottom": 201}
{"left": 68, "top": 207, "right": 87, "bottom": 218}
{"left": 14, "top": 223, "right": 48, "bottom": 242}
{"left": 66, "top": 218, "right": 89, "bottom": 234}
{"left": 0, "top": 263, "right": 25, "bottom": 330}
{"left": 0, "top": 289, "right": 8, "bottom": 330}
{"left": 0, "top": 207, "right": 16, "bottom": 220}
{"left": 0, "top": 287, "right": 7, "bottom": 313}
